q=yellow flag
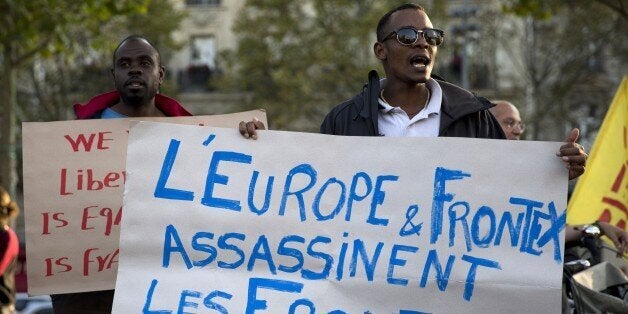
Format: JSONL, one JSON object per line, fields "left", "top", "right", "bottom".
{"left": 568, "top": 76, "right": 628, "bottom": 231}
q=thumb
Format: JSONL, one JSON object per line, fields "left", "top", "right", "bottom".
{"left": 566, "top": 128, "right": 579, "bottom": 143}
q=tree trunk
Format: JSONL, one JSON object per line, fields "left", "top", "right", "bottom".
{"left": 0, "top": 47, "right": 18, "bottom": 198}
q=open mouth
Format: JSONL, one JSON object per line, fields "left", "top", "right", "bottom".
{"left": 410, "top": 55, "right": 431, "bottom": 69}
{"left": 126, "top": 80, "right": 146, "bottom": 88}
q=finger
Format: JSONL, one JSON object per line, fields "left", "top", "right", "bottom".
{"left": 559, "top": 142, "right": 583, "bottom": 152}
{"left": 616, "top": 239, "right": 627, "bottom": 257}
{"left": 621, "top": 241, "right": 628, "bottom": 256}
{"left": 610, "top": 236, "right": 621, "bottom": 251}
{"left": 568, "top": 166, "right": 585, "bottom": 180}
{"left": 558, "top": 144, "right": 586, "bottom": 158}
{"left": 560, "top": 148, "right": 586, "bottom": 159}
{"left": 565, "top": 128, "right": 579, "bottom": 144}
{"left": 562, "top": 155, "right": 587, "bottom": 166}
{"left": 620, "top": 235, "right": 628, "bottom": 252}
{"left": 246, "top": 122, "right": 259, "bottom": 140}
{"left": 252, "top": 117, "right": 266, "bottom": 130}
{"left": 563, "top": 155, "right": 587, "bottom": 179}
{"left": 557, "top": 128, "right": 582, "bottom": 157}
{"left": 238, "top": 121, "right": 249, "bottom": 138}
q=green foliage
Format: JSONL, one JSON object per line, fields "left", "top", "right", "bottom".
{"left": 0, "top": 0, "right": 149, "bottom": 66}
{"left": 501, "top": 0, "right": 559, "bottom": 19}
{"left": 497, "top": 0, "right": 627, "bottom": 141}
{"left": 502, "top": 0, "right": 628, "bottom": 20}
{"left": 104, "top": 0, "right": 187, "bottom": 60}
{"left": 0, "top": 0, "right": 184, "bottom": 197}
{"left": 216, "top": 0, "right": 401, "bottom": 131}
{"left": 12, "top": 0, "right": 186, "bottom": 122}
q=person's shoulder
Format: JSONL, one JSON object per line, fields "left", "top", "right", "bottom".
{"left": 155, "top": 94, "right": 192, "bottom": 117}
{"left": 73, "top": 91, "right": 120, "bottom": 119}
{"left": 321, "top": 70, "right": 378, "bottom": 133}
{"left": 432, "top": 76, "right": 493, "bottom": 111}
{"left": 326, "top": 70, "right": 378, "bottom": 118}
{"left": 432, "top": 76, "right": 476, "bottom": 98}
{"left": 329, "top": 94, "right": 362, "bottom": 115}
{"left": 323, "top": 92, "right": 366, "bottom": 128}
{"left": 320, "top": 93, "right": 365, "bottom": 134}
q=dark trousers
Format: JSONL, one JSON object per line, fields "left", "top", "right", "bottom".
{"left": 51, "top": 290, "right": 114, "bottom": 314}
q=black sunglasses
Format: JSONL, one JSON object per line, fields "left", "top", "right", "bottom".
{"left": 382, "top": 27, "right": 445, "bottom": 46}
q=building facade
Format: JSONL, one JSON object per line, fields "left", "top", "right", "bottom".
{"left": 169, "top": 0, "right": 248, "bottom": 114}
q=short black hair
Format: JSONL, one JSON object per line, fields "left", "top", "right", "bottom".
{"left": 376, "top": 3, "right": 426, "bottom": 41}
{"left": 112, "top": 35, "right": 161, "bottom": 66}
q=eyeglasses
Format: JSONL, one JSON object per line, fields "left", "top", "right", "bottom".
{"left": 382, "top": 27, "right": 445, "bottom": 46}
{"left": 502, "top": 119, "right": 525, "bottom": 131}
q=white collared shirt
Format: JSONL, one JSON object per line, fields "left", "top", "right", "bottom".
{"left": 377, "top": 78, "right": 442, "bottom": 137}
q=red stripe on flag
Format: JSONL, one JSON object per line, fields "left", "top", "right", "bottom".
{"left": 611, "top": 165, "right": 626, "bottom": 193}
{"left": 602, "top": 197, "right": 628, "bottom": 218}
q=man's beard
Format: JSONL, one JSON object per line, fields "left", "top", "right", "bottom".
{"left": 121, "top": 89, "right": 157, "bottom": 106}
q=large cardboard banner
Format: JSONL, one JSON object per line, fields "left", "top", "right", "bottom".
{"left": 22, "top": 110, "right": 267, "bottom": 295}
{"left": 114, "top": 121, "right": 568, "bottom": 313}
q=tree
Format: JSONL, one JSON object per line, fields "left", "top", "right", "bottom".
{"left": 17, "top": 0, "right": 186, "bottom": 123}
{"left": 497, "top": 1, "right": 627, "bottom": 142}
{"left": 216, "top": 0, "right": 405, "bottom": 131}
{"left": 503, "top": 0, "right": 627, "bottom": 20}
{"left": 0, "top": 0, "right": 150, "bottom": 198}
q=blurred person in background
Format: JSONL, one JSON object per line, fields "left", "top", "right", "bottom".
{"left": 0, "top": 187, "right": 20, "bottom": 314}
{"left": 489, "top": 100, "right": 524, "bottom": 140}
{"left": 491, "top": 100, "right": 628, "bottom": 257}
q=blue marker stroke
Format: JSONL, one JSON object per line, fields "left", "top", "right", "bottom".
{"left": 400, "top": 204, "right": 423, "bottom": 237}
{"left": 202, "top": 134, "right": 216, "bottom": 146}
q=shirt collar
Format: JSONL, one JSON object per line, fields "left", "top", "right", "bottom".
{"left": 378, "top": 78, "right": 442, "bottom": 116}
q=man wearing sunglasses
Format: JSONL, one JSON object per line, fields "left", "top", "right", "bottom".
{"left": 318, "top": 3, "right": 586, "bottom": 179}
{"left": 319, "top": 3, "right": 501, "bottom": 139}
{"left": 240, "top": 3, "right": 587, "bottom": 179}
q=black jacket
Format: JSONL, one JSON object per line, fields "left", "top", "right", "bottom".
{"left": 320, "top": 70, "right": 506, "bottom": 139}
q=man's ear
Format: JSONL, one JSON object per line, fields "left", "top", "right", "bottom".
{"left": 159, "top": 66, "right": 165, "bottom": 85}
{"left": 374, "top": 42, "right": 387, "bottom": 61}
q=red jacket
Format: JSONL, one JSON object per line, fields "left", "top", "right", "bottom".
{"left": 73, "top": 91, "right": 192, "bottom": 119}
{"left": 0, "top": 227, "right": 18, "bottom": 275}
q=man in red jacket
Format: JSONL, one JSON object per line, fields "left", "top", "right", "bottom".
{"left": 52, "top": 35, "right": 191, "bottom": 314}
{"left": 73, "top": 35, "right": 191, "bottom": 119}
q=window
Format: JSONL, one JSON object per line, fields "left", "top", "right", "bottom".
{"left": 190, "top": 36, "right": 216, "bottom": 69}
{"left": 180, "top": 36, "right": 216, "bottom": 91}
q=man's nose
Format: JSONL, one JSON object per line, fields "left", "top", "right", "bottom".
{"left": 413, "top": 35, "right": 429, "bottom": 48}
{"left": 129, "top": 63, "right": 142, "bottom": 75}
